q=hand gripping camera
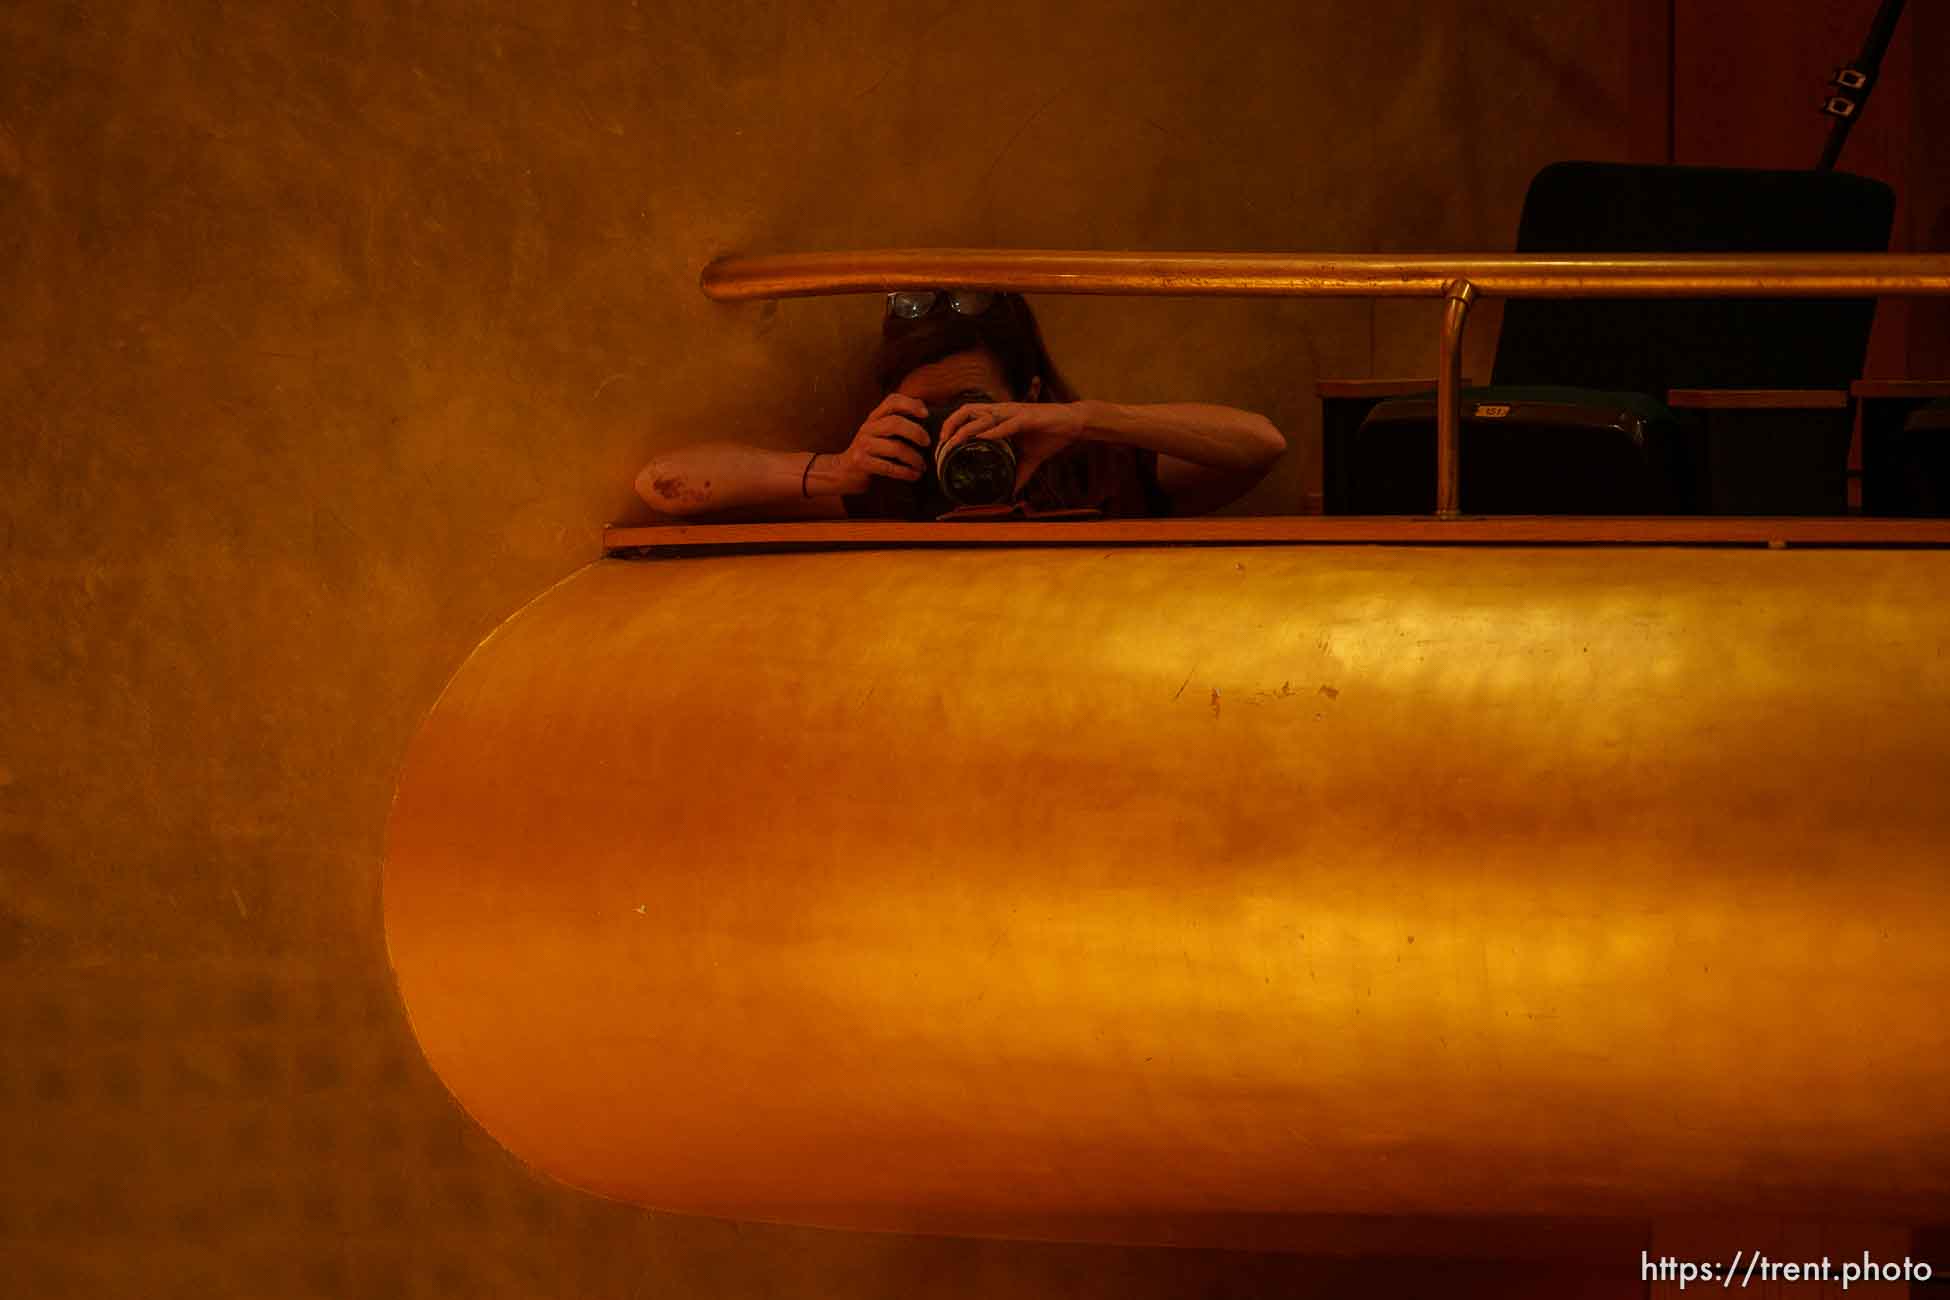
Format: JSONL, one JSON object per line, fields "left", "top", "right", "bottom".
{"left": 851, "top": 390, "right": 1018, "bottom": 519}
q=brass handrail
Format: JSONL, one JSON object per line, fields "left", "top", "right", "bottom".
{"left": 701, "top": 250, "right": 1950, "bottom": 299}
{"left": 699, "top": 250, "right": 1950, "bottom": 518}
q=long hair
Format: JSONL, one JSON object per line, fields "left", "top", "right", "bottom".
{"left": 872, "top": 293, "right": 1078, "bottom": 403}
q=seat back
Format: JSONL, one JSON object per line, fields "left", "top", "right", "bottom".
{"left": 1491, "top": 162, "right": 1896, "bottom": 393}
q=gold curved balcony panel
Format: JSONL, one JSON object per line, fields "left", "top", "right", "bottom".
{"left": 384, "top": 544, "right": 1950, "bottom": 1246}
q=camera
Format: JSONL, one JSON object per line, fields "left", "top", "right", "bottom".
{"left": 844, "top": 390, "right": 1019, "bottom": 519}
{"left": 926, "top": 392, "right": 1018, "bottom": 508}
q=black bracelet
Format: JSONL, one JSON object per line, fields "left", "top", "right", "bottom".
{"left": 801, "top": 452, "right": 819, "bottom": 497}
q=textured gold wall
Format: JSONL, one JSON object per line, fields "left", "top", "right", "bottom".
{"left": 2, "top": 2, "right": 1650, "bottom": 1295}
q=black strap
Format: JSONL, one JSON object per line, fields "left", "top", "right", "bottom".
{"left": 1816, "top": 0, "right": 1907, "bottom": 172}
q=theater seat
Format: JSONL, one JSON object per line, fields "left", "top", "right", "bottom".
{"left": 1340, "top": 162, "right": 1895, "bottom": 514}
{"left": 1345, "top": 386, "right": 1695, "bottom": 515}
{"left": 1886, "top": 399, "right": 1950, "bottom": 516}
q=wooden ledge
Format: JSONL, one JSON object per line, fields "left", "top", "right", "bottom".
{"left": 605, "top": 516, "right": 1950, "bottom": 555}
{"left": 1316, "top": 378, "right": 1464, "bottom": 398}
{"left": 1852, "top": 380, "right": 1950, "bottom": 399}
{"left": 1668, "top": 388, "right": 1849, "bottom": 410}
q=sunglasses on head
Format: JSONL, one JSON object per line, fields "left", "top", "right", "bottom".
{"left": 885, "top": 289, "right": 1000, "bottom": 320}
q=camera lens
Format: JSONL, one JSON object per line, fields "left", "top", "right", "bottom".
{"left": 937, "top": 438, "right": 1017, "bottom": 507}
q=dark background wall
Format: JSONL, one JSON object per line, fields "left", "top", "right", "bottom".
{"left": 1, "top": 1, "right": 1940, "bottom": 1296}
{"left": 1670, "top": 0, "right": 1944, "bottom": 380}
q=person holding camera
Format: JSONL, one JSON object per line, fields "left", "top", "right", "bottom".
{"left": 633, "top": 290, "right": 1285, "bottom": 521}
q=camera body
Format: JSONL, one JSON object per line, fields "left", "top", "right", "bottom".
{"left": 848, "top": 390, "right": 1018, "bottom": 518}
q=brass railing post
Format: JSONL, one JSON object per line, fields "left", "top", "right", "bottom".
{"left": 1436, "top": 278, "right": 1478, "bottom": 519}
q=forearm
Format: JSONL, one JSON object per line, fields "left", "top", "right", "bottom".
{"left": 1073, "top": 400, "right": 1286, "bottom": 470}
{"left": 634, "top": 442, "right": 861, "bottom": 518}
